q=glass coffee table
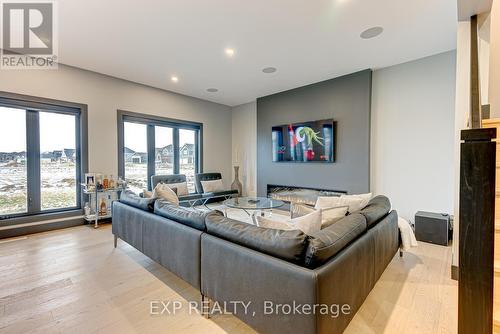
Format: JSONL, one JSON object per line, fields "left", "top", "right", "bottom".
{"left": 223, "top": 197, "right": 285, "bottom": 224}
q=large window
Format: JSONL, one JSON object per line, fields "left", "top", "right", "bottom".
{"left": 0, "top": 96, "right": 85, "bottom": 219}
{"left": 179, "top": 129, "right": 197, "bottom": 193}
{"left": 124, "top": 122, "right": 148, "bottom": 194}
{"left": 40, "top": 112, "right": 77, "bottom": 210}
{"left": 0, "top": 107, "right": 27, "bottom": 215}
{"left": 118, "top": 111, "right": 202, "bottom": 193}
{"left": 155, "top": 126, "right": 174, "bottom": 178}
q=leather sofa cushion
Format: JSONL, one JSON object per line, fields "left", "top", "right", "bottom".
{"left": 205, "top": 212, "right": 308, "bottom": 263}
{"left": 358, "top": 195, "right": 391, "bottom": 228}
{"left": 120, "top": 190, "right": 156, "bottom": 212}
{"left": 305, "top": 213, "right": 367, "bottom": 268}
{"left": 154, "top": 199, "right": 221, "bottom": 231}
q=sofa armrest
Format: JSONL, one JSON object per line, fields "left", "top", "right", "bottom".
{"left": 312, "top": 211, "right": 398, "bottom": 333}
{"left": 178, "top": 193, "right": 203, "bottom": 201}
{"left": 201, "top": 189, "right": 238, "bottom": 198}
{"left": 313, "top": 230, "right": 375, "bottom": 334}
{"left": 201, "top": 234, "right": 317, "bottom": 334}
{"left": 112, "top": 201, "right": 145, "bottom": 251}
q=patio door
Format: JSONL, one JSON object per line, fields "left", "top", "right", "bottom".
{"left": 0, "top": 105, "right": 81, "bottom": 219}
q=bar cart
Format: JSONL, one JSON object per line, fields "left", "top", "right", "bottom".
{"left": 81, "top": 184, "right": 123, "bottom": 228}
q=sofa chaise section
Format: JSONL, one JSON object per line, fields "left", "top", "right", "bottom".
{"left": 200, "top": 198, "right": 399, "bottom": 334}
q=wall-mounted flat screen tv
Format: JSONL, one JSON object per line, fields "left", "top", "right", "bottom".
{"left": 272, "top": 119, "right": 336, "bottom": 163}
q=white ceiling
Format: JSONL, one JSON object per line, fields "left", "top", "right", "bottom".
{"left": 58, "top": 0, "right": 458, "bottom": 106}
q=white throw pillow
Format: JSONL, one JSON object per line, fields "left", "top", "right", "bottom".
{"left": 288, "top": 209, "right": 322, "bottom": 235}
{"left": 339, "top": 193, "right": 372, "bottom": 212}
{"left": 165, "top": 182, "right": 189, "bottom": 196}
{"left": 315, "top": 193, "right": 372, "bottom": 213}
{"left": 152, "top": 184, "right": 179, "bottom": 205}
{"left": 201, "top": 179, "right": 224, "bottom": 193}
{"left": 315, "top": 196, "right": 344, "bottom": 210}
{"left": 256, "top": 215, "right": 293, "bottom": 231}
{"left": 290, "top": 203, "right": 315, "bottom": 219}
{"left": 292, "top": 202, "right": 348, "bottom": 228}
{"left": 257, "top": 210, "right": 322, "bottom": 235}
{"left": 321, "top": 206, "right": 349, "bottom": 228}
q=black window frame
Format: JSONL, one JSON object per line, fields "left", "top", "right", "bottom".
{"left": 117, "top": 110, "right": 203, "bottom": 191}
{"left": 0, "top": 91, "right": 88, "bottom": 223}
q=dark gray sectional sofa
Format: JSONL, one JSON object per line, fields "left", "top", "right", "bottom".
{"left": 112, "top": 192, "right": 399, "bottom": 334}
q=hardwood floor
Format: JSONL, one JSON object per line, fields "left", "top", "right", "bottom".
{"left": 0, "top": 221, "right": 457, "bottom": 334}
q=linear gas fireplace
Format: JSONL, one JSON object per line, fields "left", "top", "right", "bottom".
{"left": 267, "top": 184, "right": 347, "bottom": 206}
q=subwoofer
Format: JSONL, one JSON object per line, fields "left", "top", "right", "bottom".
{"left": 415, "top": 211, "right": 451, "bottom": 246}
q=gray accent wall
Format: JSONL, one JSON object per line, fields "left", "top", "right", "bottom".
{"left": 257, "top": 70, "right": 372, "bottom": 196}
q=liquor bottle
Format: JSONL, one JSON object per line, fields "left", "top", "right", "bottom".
{"left": 109, "top": 175, "right": 115, "bottom": 189}
{"left": 103, "top": 175, "right": 109, "bottom": 189}
{"left": 84, "top": 202, "right": 91, "bottom": 216}
{"left": 99, "top": 198, "right": 107, "bottom": 216}
{"left": 96, "top": 174, "right": 103, "bottom": 190}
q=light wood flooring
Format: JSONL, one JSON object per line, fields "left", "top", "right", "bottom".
{"left": 0, "top": 215, "right": 457, "bottom": 334}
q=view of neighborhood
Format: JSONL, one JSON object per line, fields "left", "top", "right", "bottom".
{"left": 124, "top": 142, "right": 196, "bottom": 194}
{"left": 0, "top": 152, "right": 27, "bottom": 215}
{"left": 0, "top": 149, "right": 77, "bottom": 215}
{"left": 123, "top": 123, "right": 197, "bottom": 194}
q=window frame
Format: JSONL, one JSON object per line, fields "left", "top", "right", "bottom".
{"left": 117, "top": 110, "right": 203, "bottom": 191}
{"left": 0, "top": 91, "right": 88, "bottom": 224}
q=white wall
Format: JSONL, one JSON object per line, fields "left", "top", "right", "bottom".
{"left": 371, "top": 51, "right": 457, "bottom": 222}
{"left": 479, "top": 13, "right": 491, "bottom": 106}
{"left": 452, "top": 22, "right": 472, "bottom": 268}
{"left": 0, "top": 64, "right": 233, "bottom": 186}
{"left": 490, "top": 0, "right": 500, "bottom": 117}
{"left": 231, "top": 102, "right": 257, "bottom": 196}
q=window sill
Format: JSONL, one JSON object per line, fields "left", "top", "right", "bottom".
{"left": 0, "top": 209, "right": 84, "bottom": 228}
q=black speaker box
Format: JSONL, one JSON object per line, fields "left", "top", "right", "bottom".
{"left": 415, "top": 211, "right": 451, "bottom": 246}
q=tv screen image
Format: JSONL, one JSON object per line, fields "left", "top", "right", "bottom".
{"left": 272, "top": 119, "right": 336, "bottom": 163}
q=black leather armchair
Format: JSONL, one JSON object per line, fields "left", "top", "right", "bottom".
{"left": 195, "top": 173, "right": 238, "bottom": 203}
{"left": 151, "top": 174, "right": 188, "bottom": 189}
{"left": 150, "top": 174, "right": 203, "bottom": 206}
{"left": 150, "top": 173, "right": 237, "bottom": 207}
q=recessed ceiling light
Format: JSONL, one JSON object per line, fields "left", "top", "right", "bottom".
{"left": 360, "top": 26, "right": 384, "bottom": 39}
{"left": 262, "top": 67, "right": 277, "bottom": 74}
{"left": 225, "top": 48, "right": 235, "bottom": 57}
{"left": 207, "top": 88, "right": 218, "bottom": 93}
{"left": 171, "top": 76, "right": 179, "bottom": 83}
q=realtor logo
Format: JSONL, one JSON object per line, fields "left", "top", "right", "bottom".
{"left": 1, "top": 0, "right": 58, "bottom": 69}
